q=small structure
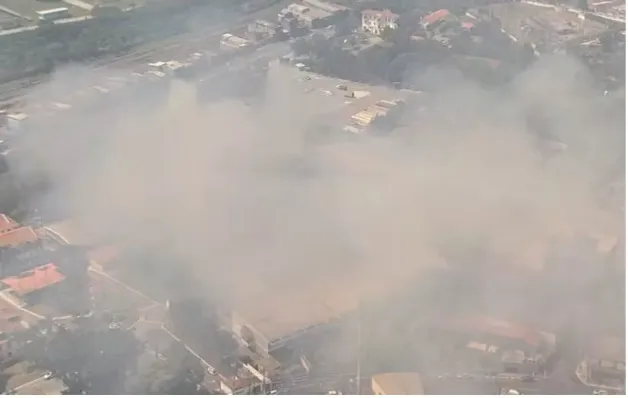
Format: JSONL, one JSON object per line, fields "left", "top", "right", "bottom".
{"left": 220, "top": 33, "right": 252, "bottom": 52}
{"left": 371, "top": 372, "right": 424, "bottom": 395}
{"left": 361, "top": 9, "right": 399, "bottom": 36}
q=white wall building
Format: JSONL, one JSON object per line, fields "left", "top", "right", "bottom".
{"left": 361, "top": 9, "right": 399, "bottom": 36}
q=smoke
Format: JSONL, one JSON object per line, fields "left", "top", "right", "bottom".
{"left": 16, "top": 54, "right": 624, "bottom": 347}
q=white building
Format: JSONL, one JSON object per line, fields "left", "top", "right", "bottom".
{"left": 220, "top": 33, "right": 252, "bottom": 52}
{"left": 361, "top": 9, "right": 399, "bottom": 36}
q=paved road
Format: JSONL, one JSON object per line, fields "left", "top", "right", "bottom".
{"left": 0, "top": 0, "right": 290, "bottom": 106}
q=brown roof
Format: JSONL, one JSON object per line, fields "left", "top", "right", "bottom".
{"left": 0, "top": 214, "right": 17, "bottom": 234}
{"left": 0, "top": 227, "right": 38, "bottom": 248}
{"left": 444, "top": 316, "right": 543, "bottom": 347}
{"left": 1, "top": 263, "right": 66, "bottom": 296}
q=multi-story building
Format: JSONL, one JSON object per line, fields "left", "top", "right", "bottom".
{"left": 361, "top": 9, "right": 399, "bottom": 36}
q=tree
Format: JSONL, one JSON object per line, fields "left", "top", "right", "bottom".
{"left": 380, "top": 26, "right": 396, "bottom": 42}
{"left": 290, "top": 37, "right": 311, "bottom": 57}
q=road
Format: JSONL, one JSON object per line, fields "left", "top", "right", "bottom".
{"left": 44, "top": 225, "right": 228, "bottom": 385}
{"left": 0, "top": 0, "right": 290, "bottom": 107}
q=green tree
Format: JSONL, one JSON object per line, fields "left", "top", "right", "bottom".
{"left": 380, "top": 26, "right": 396, "bottom": 42}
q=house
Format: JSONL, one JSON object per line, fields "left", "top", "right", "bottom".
{"left": 421, "top": 9, "right": 452, "bottom": 29}
{"left": 361, "top": 9, "right": 399, "bottom": 36}
{"left": 1, "top": 263, "right": 66, "bottom": 297}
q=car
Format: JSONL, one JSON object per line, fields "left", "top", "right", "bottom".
{"left": 108, "top": 322, "right": 121, "bottom": 330}
{"left": 207, "top": 367, "right": 217, "bottom": 375}
{"left": 336, "top": 84, "right": 348, "bottom": 90}
{"left": 43, "top": 371, "right": 54, "bottom": 380}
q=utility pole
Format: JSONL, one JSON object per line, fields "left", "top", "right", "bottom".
{"left": 356, "top": 299, "right": 362, "bottom": 395}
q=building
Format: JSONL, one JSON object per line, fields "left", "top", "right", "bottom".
{"left": 1, "top": 263, "right": 66, "bottom": 297}
{"left": 247, "top": 19, "right": 280, "bottom": 40}
{"left": 0, "top": 227, "right": 39, "bottom": 248}
{"left": 420, "top": 9, "right": 454, "bottom": 31}
{"left": 575, "top": 337, "right": 626, "bottom": 393}
{"left": 220, "top": 33, "right": 253, "bottom": 52}
{"left": 345, "top": 99, "right": 404, "bottom": 133}
{"left": 371, "top": 373, "right": 425, "bottom": 395}
{"left": 361, "top": 9, "right": 399, "bottom": 36}
{"left": 434, "top": 316, "right": 557, "bottom": 375}
{"left": 279, "top": 3, "right": 334, "bottom": 29}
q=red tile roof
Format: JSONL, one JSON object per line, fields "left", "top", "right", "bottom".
{"left": 0, "top": 227, "right": 38, "bottom": 248}
{"left": 421, "top": 9, "right": 450, "bottom": 26}
{"left": 1, "top": 263, "right": 66, "bottom": 296}
{"left": 0, "top": 214, "right": 18, "bottom": 234}
{"left": 445, "top": 316, "right": 543, "bottom": 347}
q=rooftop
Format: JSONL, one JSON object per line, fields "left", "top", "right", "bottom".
{"left": 371, "top": 372, "right": 425, "bottom": 395}
{"left": 362, "top": 9, "right": 399, "bottom": 19}
{"left": 1, "top": 263, "right": 66, "bottom": 296}
{"left": 0, "top": 226, "right": 39, "bottom": 248}
{"left": 422, "top": 9, "right": 451, "bottom": 26}
{"left": 443, "top": 316, "right": 546, "bottom": 347}
{"left": 285, "top": 3, "right": 333, "bottom": 21}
